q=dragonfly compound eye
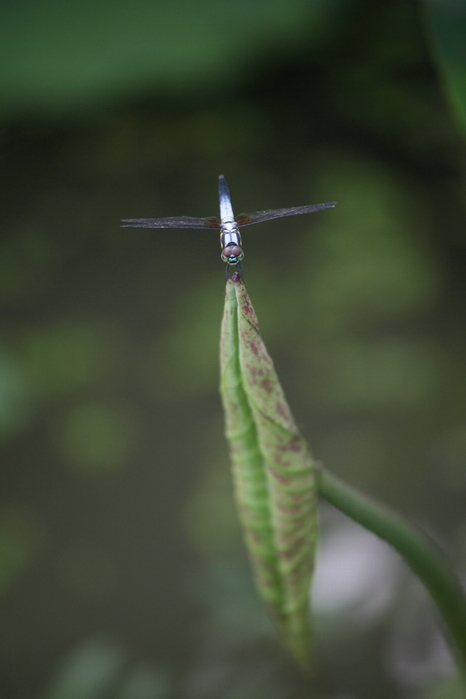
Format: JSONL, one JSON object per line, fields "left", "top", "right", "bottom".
{"left": 221, "top": 245, "right": 244, "bottom": 264}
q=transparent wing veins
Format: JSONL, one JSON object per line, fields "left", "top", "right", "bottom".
{"left": 121, "top": 216, "right": 221, "bottom": 230}
{"left": 235, "top": 202, "right": 336, "bottom": 227}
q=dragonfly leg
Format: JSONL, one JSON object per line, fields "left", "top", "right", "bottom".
{"left": 225, "top": 262, "right": 244, "bottom": 280}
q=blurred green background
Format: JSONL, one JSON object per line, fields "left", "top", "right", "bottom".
{"left": 1, "top": 0, "right": 466, "bottom": 697}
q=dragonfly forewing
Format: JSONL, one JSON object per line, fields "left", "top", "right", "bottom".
{"left": 121, "top": 216, "right": 221, "bottom": 229}
{"left": 235, "top": 202, "right": 336, "bottom": 227}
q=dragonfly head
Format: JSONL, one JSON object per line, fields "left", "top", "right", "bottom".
{"left": 221, "top": 244, "right": 244, "bottom": 266}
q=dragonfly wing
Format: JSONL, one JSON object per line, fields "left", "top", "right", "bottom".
{"left": 121, "top": 216, "right": 221, "bottom": 229}
{"left": 235, "top": 202, "right": 336, "bottom": 227}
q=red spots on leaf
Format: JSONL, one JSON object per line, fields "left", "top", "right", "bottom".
{"left": 288, "top": 436, "right": 302, "bottom": 453}
{"left": 267, "top": 464, "right": 293, "bottom": 485}
{"left": 244, "top": 363, "right": 262, "bottom": 384}
{"left": 280, "top": 549, "right": 294, "bottom": 560}
{"left": 274, "top": 437, "right": 302, "bottom": 454}
{"left": 276, "top": 402, "right": 288, "bottom": 420}
{"left": 274, "top": 501, "right": 311, "bottom": 518}
{"left": 246, "top": 338, "right": 259, "bottom": 355}
{"left": 260, "top": 378, "right": 273, "bottom": 393}
{"left": 247, "top": 528, "right": 264, "bottom": 546}
{"left": 279, "top": 543, "right": 307, "bottom": 560}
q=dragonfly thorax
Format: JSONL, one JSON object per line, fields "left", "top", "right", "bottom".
{"left": 221, "top": 220, "right": 237, "bottom": 234}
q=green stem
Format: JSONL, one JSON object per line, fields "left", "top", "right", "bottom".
{"left": 317, "top": 465, "right": 466, "bottom": 678}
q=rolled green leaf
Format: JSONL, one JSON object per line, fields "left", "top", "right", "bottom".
{"left": 220, "top": 275, "right": 318, "bottom": 670}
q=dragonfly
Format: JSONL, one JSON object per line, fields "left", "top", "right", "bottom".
{"left": 121, "top": 175, "right": 336, "bottom": 276}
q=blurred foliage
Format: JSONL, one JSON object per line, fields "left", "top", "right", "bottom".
{"left": 0, "top": 508, "right": 43, "bottom": 594}
{"left": 42, "top": 638, "right": 171, "bottom": 699}
{"left": 43, "top": 639, "right": 127, "bottom": 699}
{"left": 56, "top": 402, "right": 135, "bottom": 471}
{"left": 0, "top": 0, "right": 466, "bottom": 697}
{"left": 0, "top": 0, "right": 348, "bottom": 114}
{"left": 425, "top": 0, "right": 466, "bottom": 133}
